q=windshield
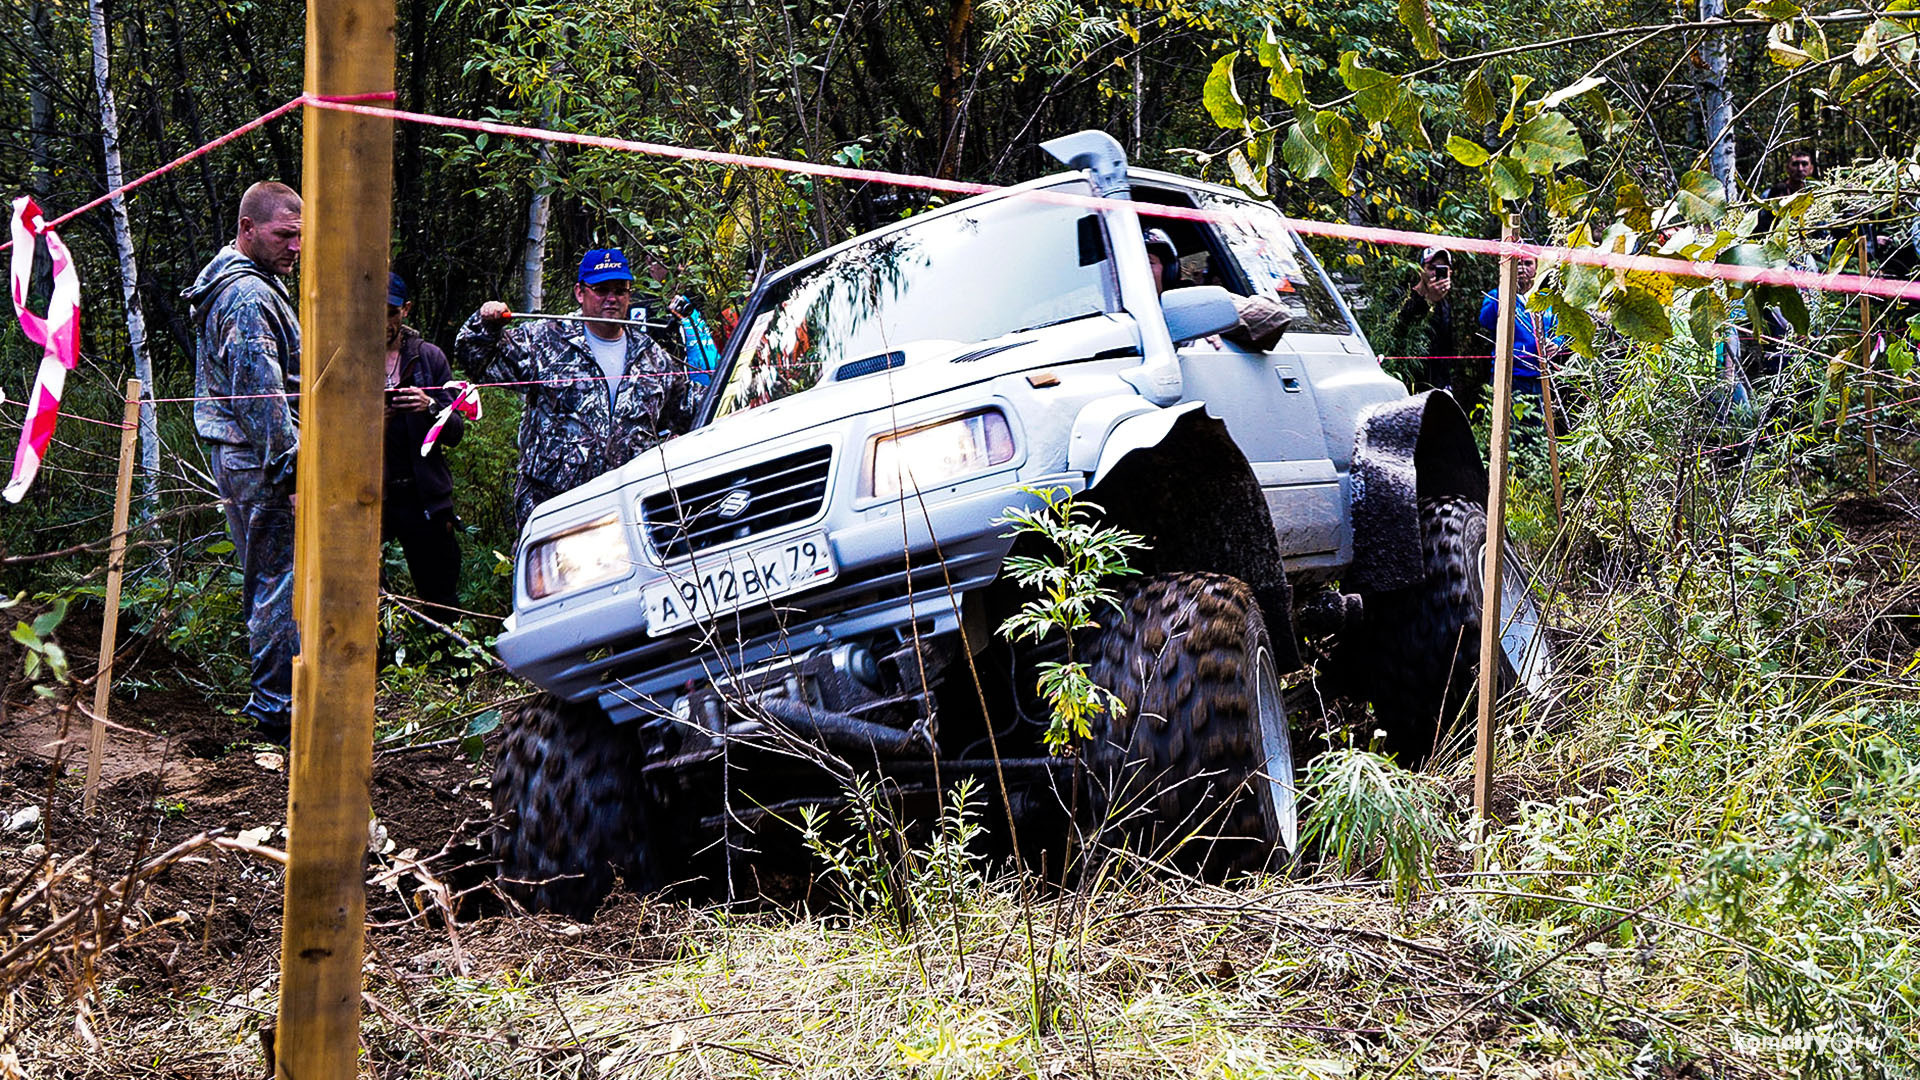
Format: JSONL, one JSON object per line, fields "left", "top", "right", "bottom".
{"left": 712, "top": 183, "right": 1118, "bottom": 419}
{"left": 1197, "top": 193, "right": 1352, "bottom": 336}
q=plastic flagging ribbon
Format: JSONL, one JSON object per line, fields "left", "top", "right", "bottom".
{"left": 7, "top": 196, "right": 82, "bottom": 503}
{"left": 420, "top": 380, "right": 481, "bottom": 457}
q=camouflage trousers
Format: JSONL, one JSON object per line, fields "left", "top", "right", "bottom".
{"left": 211, "top": 443, "right": 298, "bottom": 735}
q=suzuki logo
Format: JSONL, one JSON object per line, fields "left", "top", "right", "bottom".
{"left": 716, "top": 489, "right": 752, "bottom": 519}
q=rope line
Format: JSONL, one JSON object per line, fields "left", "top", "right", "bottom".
{"left": 3, "top": 90, "right": 1917, "bottom": 301}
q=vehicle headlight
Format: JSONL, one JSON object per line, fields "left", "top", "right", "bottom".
{"left": 868, "top": 410, "right": 1016, "bottom": 501}
{"left": 524, "top": 514, "right": 630, "bottom": 600}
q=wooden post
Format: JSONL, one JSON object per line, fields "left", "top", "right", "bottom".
{"left": 1474, "top": 220, "right": 1520, "bottom": 840}
{"left": 274, "top": 0, "right": 393, "bottom": 1074}
{"left": 83, "top": 378, "right": 141, "bottom": 813}
{"left": 1538, "top": 369, "right": 1565, "bottom": 527}
{"left": 1859, "top": 238, "right": 1879, "bottom": 497}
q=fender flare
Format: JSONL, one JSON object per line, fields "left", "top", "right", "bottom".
{"left": 1346, "top": 389, "right": 1485, "bottom": 594}
{"left": 1068, "top": 398, "right": 1207, "bottom": 485}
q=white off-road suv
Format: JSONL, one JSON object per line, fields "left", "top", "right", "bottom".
{"left": 488, "top": 131, "right": 1546, "bottom": 916}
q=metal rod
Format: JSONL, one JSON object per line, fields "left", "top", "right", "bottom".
{"left": 508, "top": 310, "right": 672, "bottom": 331}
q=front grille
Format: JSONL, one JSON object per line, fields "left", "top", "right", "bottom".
{"left": 643, "top": 445, "right": 833, "bottom": 560}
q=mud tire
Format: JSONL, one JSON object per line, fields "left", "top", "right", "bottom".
{"left": 1083, "top": 572, "right": 1296, "bottom": 875}
{"left": 1356, "top": 495, "right": 1495, "bottom": 764}
{"left": 491, "top": 693, "right": 653, "bottom": 919}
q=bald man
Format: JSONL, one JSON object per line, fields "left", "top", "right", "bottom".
{"left": 186, "top": 180, "right": 303, "bottom": 746}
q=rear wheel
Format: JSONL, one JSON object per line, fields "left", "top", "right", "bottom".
{"left": 1355, "top": 495, "right": 1499, "bottom": 764}
{"left": 1083, "top": 572, "right": 1297, "bottom": 875}
{"left": 491, "top": 694, "right": 655, "bottom": 919}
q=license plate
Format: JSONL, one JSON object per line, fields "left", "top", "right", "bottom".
{"left": 644, "top": 532, "right": 837, "bottom": 636}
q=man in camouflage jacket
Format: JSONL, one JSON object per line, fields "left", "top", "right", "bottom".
{"left": 456, "top": 248, "right": 697, "bottom": 533}
{"left": 186, "top": 181, "right": 303, "bottom": 744}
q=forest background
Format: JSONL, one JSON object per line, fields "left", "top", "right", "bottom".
{"left": 2, "top": 0, "right": 1920, "bottom": 1074}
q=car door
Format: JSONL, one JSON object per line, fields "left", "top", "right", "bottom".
{"left": 1151, "top": 191, "right": 1348, "bottom": 570}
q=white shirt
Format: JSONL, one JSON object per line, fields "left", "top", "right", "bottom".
{"left": 586, "top": 330, "right": 627, "bottom": 408}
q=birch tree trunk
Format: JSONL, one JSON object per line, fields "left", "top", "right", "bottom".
{"left": 520, "top": 112, "right": 553, "bottom": 312}
{"left": 88, "top": 0, "right": 161, "bottom": 508}
{"left": 1699, "top": 0, "right": 1736, "bottom": 189}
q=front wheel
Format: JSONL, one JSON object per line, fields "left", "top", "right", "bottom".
{"left": 491, "top": 694, "right": 656, "bottom": 919}
{"left": 1083, "top": 572, "right": 1297, "bottom": 875}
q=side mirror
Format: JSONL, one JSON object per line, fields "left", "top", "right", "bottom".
{"left": 1161, "top": 285, "right": 1241, "bottom": 344}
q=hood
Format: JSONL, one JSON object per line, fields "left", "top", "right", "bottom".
{"left": 185, "top": 246, "right": 283, "bottom": 323}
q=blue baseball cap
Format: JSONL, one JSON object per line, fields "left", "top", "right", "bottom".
{"left": 577, "top": 248, "right": 634, "bottom": 286}
{"left": 387, "top": 272, "right": 409, "bottom": 306}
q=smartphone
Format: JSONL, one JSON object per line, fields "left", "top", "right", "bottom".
{"left": 1432, "top": 263, "right": 1450, "bottom": 280}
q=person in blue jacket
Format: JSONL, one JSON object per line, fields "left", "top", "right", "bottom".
{"left": 1478, "top": 249, "right": 1566, "bottom": 399}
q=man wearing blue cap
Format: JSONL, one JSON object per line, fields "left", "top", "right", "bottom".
{"left": 457, "top": 247, "right": 696, "bottom": 531}
{"left": 384, "top": 272, "right": 465, "bottom": 618}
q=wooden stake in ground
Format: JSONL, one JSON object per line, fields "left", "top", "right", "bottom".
{"left": 1859, "top": 237, "right": 1879, "bottom": 497}
{"left": 274, "top": 0, "right": 393, "bottom": 1074}
{"left": 1538, "top": 364, "right": 1565, "bottom": 527}
{"left": 82, "top": 378, "right": 141, "bottom": 814}
{"left": 1474, "top": 220, "right": 1520, "bottom": 839}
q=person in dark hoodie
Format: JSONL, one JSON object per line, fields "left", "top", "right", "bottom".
{"left": 187, "top": 180, "right": 302, "bottom": 746}
{"left": 381, "top": 272, "right": 465, "bottom": 620}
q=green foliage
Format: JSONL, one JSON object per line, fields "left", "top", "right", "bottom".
{"left": 1300, "top": 749, "right": 1446, "bottom": 905}
{"left": 994, "top": 485, "right": 1145, "bottom": 753}
{"left": 7, "top": 596, "right": 71, "bottom": 691}
{"left": 798, "top": 776, "right": 987, "bottom": 932}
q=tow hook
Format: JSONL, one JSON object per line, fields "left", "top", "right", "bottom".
{"left": 1296, "top": 590, "right": 1365, "bottom": 636}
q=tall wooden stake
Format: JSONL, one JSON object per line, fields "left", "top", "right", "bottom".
{"left": 275, "top": 0, "right": 393, "bottom": 1074}
{"left": 1859, "top": 238, "right": 1879, "bottom": 497}
{"left": 1538, "top": 369, "right": 1565, "bottom": 527}
{"left": 1474, "top": 219, "right": 1520, "bottom": 843}
{"left": 83, "top": 378, "right": 141, "bottom": 813}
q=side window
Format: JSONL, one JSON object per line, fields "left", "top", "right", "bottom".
{"left": 1198, "top": 194, "right": 1351, "bottom": 336}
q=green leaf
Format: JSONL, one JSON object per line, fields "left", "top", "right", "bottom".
{"left": 465, "top": 708, "right": 503, "bottom": 737}
{"left": 1489, "top": 154, "right": 1534, "bottom": 201}
{"left": 1398, "top": 0, "right": 1443, "bottom": 59}
{"left": 1887, "top": 336, "right": 1915, "bottom": 376}
{"left": 1543, "top": 290, "right": 1597, "bottom": 358}
{"left": 1839, "top": 69, "right": 1891, "bottom": 104}
{"left": 30, "top": 598, "right": 67, "bottom": 640}
{"left": 1338, "top": 52, "right": 1401, "bottom": 125}
{"left": 1564, "top": 259, "right": 1607, "bottom": 308}
{"left": 1257, "top": 27, "right": 1305, "bottom": 107}
{"left": 1743, "top": 0, "right": 1801, "bottom": 19}
{"left": 1445, "top": 134, "right": 1490, "bottom": 167}
{"left": 1388, "top": 87, "right": 1430, "bottom": 149}
{"left": 206, "top": 539, "right": 236, "bottom": 555}
{"left": 1689, "top": 289, "right": 1730, "bottom": 348}
{"left": 1615, "top": 181, "right": 1653, "bottom": 232}
{"left": 1765, "top": 19, "right": 1812, "bottom": 66}
{"left": 1281, "top": 120, "right": 1332, "bottom": 185}
{"left": 1853, "top": 20, "right": 1882, "bottom": 64}
{"left": 1547, "top": 174, "right": 1592, "bottom": 216}
{"left": 1610, "top": 287, "right": 1674, "bottom": 343}
{"left": 475, "top": 132, "right": 489, "bottom": 151}
{"left": 1204, "top": 54, "right": 1247, "bottom": 130}
{"left": 1676, "top": 169, "right": 1729, "bottom": 225}
{"left": 1316, "top": 111, "right": 1360, "bottom": 194}
{"left": 1801, "top": 18, "right": 1830, "bottom": 62}
{"left": 1462, "top": 66, "right": 1497, "bottom": 127}
{"left": 1229, "top": 147, "right": 1268, "bottom": 197}
{"left": 1514, "top": 112, "right": 1585, "bottom": 173}
{"left": 1757, "top": 283, "right": 1810, "bottom": 335}
{"left": 1501, "top": 74, "right": 1535, "bottom": 134}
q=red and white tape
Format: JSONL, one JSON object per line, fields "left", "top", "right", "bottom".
{"left": 420, "top": 380, "right": 481, "bottom": 457}
{"left": 7, "top": 196, "right": 82, "bottom": 503}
